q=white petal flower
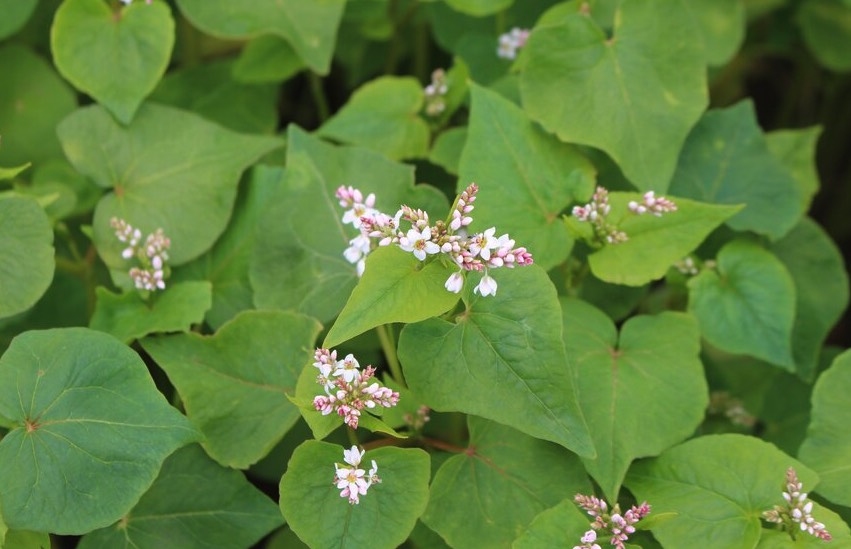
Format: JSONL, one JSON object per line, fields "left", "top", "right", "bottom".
{"left": 445, "top": 272, "right": 464, "bottom": 293}
{"left": 334, "top": 354, "right": 360, "bottom": 383}
{"left": 343, "top": 445, "right": 364, "bottom": 467}
{"left": 474, "top": 274, "right": 497, "bottom": 297}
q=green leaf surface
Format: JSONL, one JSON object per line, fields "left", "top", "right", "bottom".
{"left": 459, "top": 85, "right": 595, "bottom": 270}
{"left": 568, "top": 193, "right": 742, "bottom": 286}
{"left": 29, "top": 159, "right": 102, "bottom": 220}
{"left": 798, "top": 350, "right": 851, "bottom": 507}
{"left": 89, "top": 282, "right": 212, "bottom": 343}
{"left": 398, "top": 266, "right": 595, "bottom": 457}
{"left": 280, "top": 441, "right": 430, "bottom": 549}
{"left": 444, "top": 0, "right": 513, "bottom": 16}
{"left": 324, "top": 247, "right": 459, "bottom": 347}
{"left": 688, "top": 239, "right": 796, "bottom": 370}
{"left": 520, "top": 0, "right": 707, "bottom": 191}
{"left": 0, "top": 164, "right": 30, "bottom": 182}
{"left": 78, "top": 445, "right": 283, "bottom": 549}
{"left": 797, "top": 0, "right": 851, "bottom": 72}
{"left": 319, "top": 76, "right": 430, "bottom": 160}
{"left": 765, "top": 126, "right": 822, "bottom": 212}
{"left": 51, "top": 0, "right": 175, "bottom": 124}
{"left": 57, "top": 103, "right": 282, "bottom": 266}
{"left": 250, "top": 126, "right": 448, "bottom": 324}
{"left": 0, "top": 0, "right": 37, "bottom": 39}
{"left": 0, "top": 44, "right": 76, "bottom": 166}
{"left": 429, "top": 127, "right": 467, "bottom": 175}
{"left": 175, "top": 0, "right": 345, "bottom": 74}
{"left": 0, "top": 328, "right": 198, "bottom": 534}
{"left": 422, "top": 417, "right": 590, "bottom": 549}
{"left": 756, "top": 505, "right": 851, "bottom": 547}
{"left": 625, "top": 434, "right": 818, "bottom": 549}
{"left": 669, "top": 101, "right": 805, "bottom": 240}
{"left": 141, "top": 310, "right": 321, "bottom": 469}
{"left": 0, "top": 197, "right": 55, "bottom": 320}
{"left": 512, "top": 498, "right": 597, "bottom": 549}
{"left": 232, "top": 35, "right": 305, "bottom": 84}
{"left": 293, "top": 361, "right": 340, "bottom": 440}
{"left": 770, "top": 218, "right": 848, "bottom": 380}
{"left": 562, "top": 298, "right": 708, "bottom": 501}
{"left": 687, "top": 0, "right": 746, "bottom": 66}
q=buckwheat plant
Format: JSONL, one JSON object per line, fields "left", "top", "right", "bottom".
{"left": 423, "top": 68, "right": 448, "bottom": 117}
{"left": 497, "top": 27, "right": 530, "bottom": 60}
{"left": 337, "top": 183, "right": 533, "bottom": 297}
{"left": 572, "top": 186, "right": 677, "bottom": 246}
{"left": 574, "top": 494, "right": 652, "bottom": 549}
{"left": 110, "top": 217, "right": 171, "bottom": 293}
{"left": 311, "top": 348, "right": 400, "bottom": 429}
{"left": 762, "top": 467, "right": 832, "bottom": 541}
{"left": 333, "top": 445, "right": 381, "bottom": 505}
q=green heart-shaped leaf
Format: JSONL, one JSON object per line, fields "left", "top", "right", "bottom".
{"left": 797, "top": 0, "right": 851, "bottom": 72}
{"left": 513, "top": 498, "right": 600, "bottom": 549}
{"left": 0, "top": 197, "right": 54, "bottom": 320}
{"left": 0, "top": 0, "right": 37, "bottom": 39}
{"left": 51, "top": 0, "right": 175, "bottom": 124}
{"left": 766, "top": 126, "right": 822, "bottom": 212}
{"left": 0, "top": 328, "right": 198, "bottom": 534}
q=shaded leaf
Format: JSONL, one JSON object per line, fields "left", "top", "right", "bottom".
{"left": 686, "top": 0, "right": 746, "bottom": 66}
{"left": 0, "top": 0, "right": 37, "bottom": 39}
{"left": 0, "top": 197, "right": 54, "bottom": 320}
{"left": 513, "top": 498, "right": 597, "bottom": 549}
{"left": 765, "top": 126, "right": 822, "bottom": 212}
{"left": 232, "top": 35, "right": 304, "bottom": 84}
{"left": 797, "top": 0, "right": 851, "bottom": 72}
{"left": 444, "top": 0, "right": 513, "bottom": 17}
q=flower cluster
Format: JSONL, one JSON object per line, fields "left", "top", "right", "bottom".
{"left": 110, "top": 217, "right": 171, "bottom": 292}
{"left": 708, "top": 391, "right": 757, "bottom": 428}
{"left": 424, "top": 68, "right": 448, "bottom": 117}
{"left": 311, "top": 348, "right": 400, "bottom": 430}
{"left": 572, "top": 186, "right": 677, "bottom": 246}
{"left": 574, "top": 494, "right": 651, "bottom": 549}
{"left": 403, "top": 405, "right": 431, "bottom": 431}
{"left": 337, "top": 183, "right": 533, "bottom": 297}
{"left": 334, "top": 445, "right": 380, "bottom": 505}
{"left": 762, "top": 467, "right": 832, "bottom": 541}
{"left": 497, "top": 27, "right": 530, "bottom": 60}
{"left": 120, "top": 0, "right": 152, "bottom": 4}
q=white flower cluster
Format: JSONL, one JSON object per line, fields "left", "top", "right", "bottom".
{"left": 574, "top": 494, "right": 651, "bottom": 549}
{"left": 628, "top": 191, "right": 677, "bottom": 216}
{"left": 497, "top": 27, "right": 530, "bottom": 60}
{"left": 110, "top": 217, "right": 171, "bottom": 292}
{"left": 334, "top": 445, "right": 380, "bottom": 505}
{"left": 424, "top": 68, "right": 448, "bottom": 117}
{"left": 763, "top": 467, "right": 832, "bottom": 541}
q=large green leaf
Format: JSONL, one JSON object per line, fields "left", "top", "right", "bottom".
{"left": 141, "top": 311, "right": 321, "bottom": 469}
{"left": 458, "top": 85, "right": 595, "bottom": 270}
{"left": 398, "top": 266, "right": 595, "bottom": 457}
{"left": 797, "top": 0, "right": 851, "bottom": 72}
{"left": 279, "top": 441, "right": 430, "bottom": 549}
{"left": 565, "top": 193, "right": 742, "bottom": 286}
{"left": 0, "top": 44, "right": 76, "bottom": 166}
{"left": 798, "top": 351, "right": 851, "bottom": 507}
{"left": 57, "top": 103, "right": 282, "bottom": 266}
{"left": 318, "top": 77, "right": 430, "bottom": 161}
{"left": 89, "top": 282, "right": 212, "bottom": 343}
{"left": 324, "top": 247, "right": 459, "bottom": 348}
{"left": 232, "top": 35, "right": 304, "bottom": 84}
{"left": 770, "top": 218, "right": 848, "bottom": 380}
{"left": 688, "top": 239, "right": 796, "bottom": 370}
{"left": 625, "top": 435, "right": 830, "bottom": 549}
{"left": 766, "top": 126, "right": 822, "bottom": 213}
{"left": 78, "top": 445, "right": 283, "bottom": 549}
{"left": 250, "top": 126, "right": 448, "bottom": 324}
{"left": 669, "top": 101, "right": 805, "bottom": 240}
{"left": 0, "top": 328, "right": 198, "bottom": 534}
{"left": 0, "top": 0, "right": 37, "bottom": 39}
{"left": 175, "top": 0, "right": 345, "bottom": 74}
{"left": 443, "top": 0, "right": 513, "bottom": 16}
{"left": 422, "top": 417, "right": 590, "bottom": 549}
{"left": 562, "top": 298, "right": 707, "bottom": 501}
{"left": 51, "top": 0, "right": 175, "bottom": 124}
{"left": 520, "top": 0, "right": 707, "bottom": 191}
{"left": 686, "top": 0, "right": 746, "bottom": 66}
{"left": 513, "top": 498, "right": 600, "bottom": 549}
{"left": 0, "top": 197, "right": 54, "bottom": 320}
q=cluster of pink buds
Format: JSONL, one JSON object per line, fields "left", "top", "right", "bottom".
{"left": 311, "top": 348, "right": 400, "bottom": 430}
{"left": 403, "top": 405, "right": 431, "bottom": 431}
{"left": 497, "top": 27, "right": 530, "bottom": 60}
{"left": 336, "top": 183, "right": 533, "bottom": 297}
{"left": 572, "top": 186, "right": 677, "bottom": 246}
{"left": 333, "top": 445, "right": 380, "bottom": 505}
{"left": 574, "top": 494, "right": 651, "bottom": 549}
{"left": 707, "top": 391, "right": 757, "bottom": 428}
{"left": 424, "top": 68, "right": 448, "bottom": 117}
{"left": 120, "top": 0, "right": 152, "bottom": 4}
{"left": 110, "top": 217, "right": 171, "bottom": 292}
{"left": 762, "top": 467, "right": 832, "bottom": 541}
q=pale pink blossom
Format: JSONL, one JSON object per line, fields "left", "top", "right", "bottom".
{"left": 474, "top": 273, "right": 497, "bottom": 297}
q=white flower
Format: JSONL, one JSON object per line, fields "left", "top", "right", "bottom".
{"left": 474, "top": 274, "right": 497, "bottom": 297}
{"left": 399, "top": 227, "right": 440, "bottom": 261}
{"left": 333, "top": 354, "right": 360, "bottom": 383}
{"left": 470, "top": 227, "right": 499, "bottom": 260}
{"left": 445, "top": 272, "right": 464, "bottom": 293}
{"left": 343, "top": 445, "right": 364, "bottom": 467}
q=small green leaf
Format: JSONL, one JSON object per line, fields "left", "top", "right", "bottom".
{"left": 0, "top": 0, "right": 37, "bottom": 39}
{"left": 562, "top": 298, "right": 708, "bottom": 501}
{"left": 175, "top": 0, "right": 346, "bottom": 74}
{"left": 688, "top": 239, "right": 796, "bottom": 370}
{"left": 232, "top": 35, "right": 305, "bottom": 84}
{"left": 513, "top": 498, "right": 598, "bottom": 549}
{"left": 51, "top": 0, "right": 175, "bottom": 124}
{"left": 319, "top": 77, "right": 430, "bottom": 160}
{"left": 324, "top": 247, "right": 459, "bottom": 348}
{"left": 429, "top": 128, "right": 467, "bottom": 175}
{"left": 293, "top": 362, "right": 339, "bottom": 440}
{"left": 686, "top": 0, "right": 746, "bottom": 66}
{"left": 0, "top": 328, "right": 199, "bottom": 534}
{"left": 443, "top": 0, "right": 513, "bottom": 17}
{"left": 141, "top": 311, "right": 322, "bottom": 469}
{"left": 520, "top": 0, "right": 707, "bottom": 191}
{"left": 570, "top": 193, "right": 742, "bottom": 286}
{"left": 280, "top": 441, "right": 430, "bottom": 549}
{"left": 797, "top": 0, "right": 851, "bottom": 72}
{"left": 669, "top": 101, "right": 805, "bottom": 240}
{"left": 89, "top": 282, "right": 212, "bottom": 343}
{"left": 798, "top": 350, "right": 851, "bottom": 507}
{"left": 0, "top": 164, "right": 30, "bottom": 181}
{"left": 422, "top": 417, "right": 590, "bottom": 549}
{"left": 57, "top": 103, "right": 282, "bottom": 266}
{"left": 0, "top": 197, "right": 54, "bottom": 320}
{"left": 459, "top": 84, "right": 595, "bottom": 270}
{"left": 625, "top": 434, "right": 818, "bottom": 549}
{"left": 765, "top": 126, "right": 822, "bottom": 212}
{"left": 398, "top": 266, "right": 595, "bottom": 458}
{"left": 78, "top": 445, "right": 283, "bottom": 549}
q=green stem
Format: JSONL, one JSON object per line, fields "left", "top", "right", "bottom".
{"left": 308, "top": 72, "right": 330, "bottom": 123}
{"left": 347, "top": 427, "right": 360, "bottom": 446}
{"left": 376, "top": 324, "right": 406, "bottom": 388}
